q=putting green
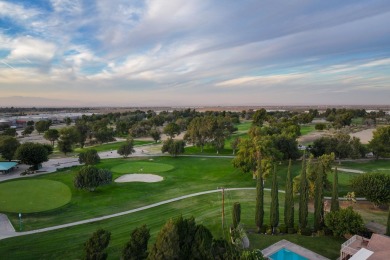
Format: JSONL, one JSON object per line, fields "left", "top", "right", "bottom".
{"left": 0, "top": 180, "right": 71, "bottom": 213}
{"left": 111, "top": 161, "right": 174, "bottom": 173}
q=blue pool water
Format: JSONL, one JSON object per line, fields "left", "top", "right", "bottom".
{"left": 269, "top": 248, "right": 308, "bottom": 260}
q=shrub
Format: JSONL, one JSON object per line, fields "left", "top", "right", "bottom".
{"left": 78, "top": 149, "right": 100, "bottom": 165}
{"left": 287, "top": 227, "right": 296, "bottom": 234}
{"left": 74, "top": 166, "right": 112, "bottom": 192}
{"left": 325, "top": 207, "right": 364, "bottom": 237}
{"left": 279, "top": 225, "right": 287, "bottom": 234}
{"left": 84, "top": 229, "right": 111, "bottom": 260}
{"left": 299, "top": 227, "right": 312, "bottom": 236}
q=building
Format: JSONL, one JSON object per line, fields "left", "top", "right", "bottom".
{"left": 340, "top": 234, "right": 390, "bottom": 260}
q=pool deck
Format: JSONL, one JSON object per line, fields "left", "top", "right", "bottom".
{"left": 262, "top": 239, "right": 330, "bottom": 260}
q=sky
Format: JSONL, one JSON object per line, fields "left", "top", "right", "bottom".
{"left": 0, "top": 0, "right": 389, "bottom": 107}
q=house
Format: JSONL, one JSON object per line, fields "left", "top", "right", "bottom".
{"left": 340, "top": 234, "right": 390, "bottom": 260}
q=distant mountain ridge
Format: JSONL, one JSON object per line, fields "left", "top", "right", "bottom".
{"left": 0, "top": 96, "right": 94, "bottom": 107}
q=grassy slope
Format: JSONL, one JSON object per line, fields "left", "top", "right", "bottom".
{"left": 0, "top": 190, "right": 343, "bottom": 260}
{"left": 4, "top": 158, "right": 372, "bottom": 231}
{"left": 5, "top": 157, "right": 253, "bottom": 230}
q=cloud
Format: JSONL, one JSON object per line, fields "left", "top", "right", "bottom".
{"left": 5, "top": 36, "right": 57, "bottom": 62}
{"left": 215, "top": 74, "right": 306, "bottom": 88}
{"left": 0, "top": 0, "right": 390, "bottom": 106}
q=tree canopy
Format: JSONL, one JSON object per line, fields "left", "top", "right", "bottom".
{"left": 15, "top": 142, "right": 48, "bottom": 169}
{"left": 74, "top": 166, "right": 112, "bottom": 192}
{"left": 84, "top": 229, "right": 111, "bottom": 260}
{"left": 351, "top": 172, "right": 390, "bottom": 206}
{"left": 78, "top": 149, "right": 100, "bottom": 165}
{"left": 0, "top": 136, "right": 20, "bottom": 161}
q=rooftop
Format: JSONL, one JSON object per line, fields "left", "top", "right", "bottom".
{"left": 0, "top": 162, "right": 18, "bottom": 171}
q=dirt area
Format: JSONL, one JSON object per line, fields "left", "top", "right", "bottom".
{"left": 297, "top": 130, "right": 329, "bottom": 145}
{"left": 350, "top": 128, "right": 375, "bottom": 144}
{"left": 114, "top": 174, "right": 163, "bottom": 183}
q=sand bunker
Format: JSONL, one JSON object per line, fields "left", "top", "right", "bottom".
{"left": 115, "top": 174, "right": 163, "bottom": 183}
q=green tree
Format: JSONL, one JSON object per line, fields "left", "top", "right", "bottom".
{"left": 117, "top": 139, "right": 135, "bottom": 158}
{"left": 211, "top": 238, "right": 239, "bottom": 260}
{"left": 58, "top": 127, "right": 79, "bottom": 155}
{"left": 330, "top": 168, "right": 339, "bottom": 212}
{"left": 78, "top": 149, "right": 100, "bottom": 165}
{"left": 64, "top": 117, "right": 72, "bottom": 126}
{"left": 240, "top": 250, "right": 265, "bottom": 260}
{"left": 232, "top": 202, "right": 241, "bottom": 229}
{"left": 270, "top": 165, "right": 279, "bottom": 233}
{"left": 325, "top": 207, "right": 364, "bottom": 237}
{"left": 122, "top": 225, "right": 150, "bottom": 260}
{"left": 252, "top": 108, "right": 267, "bottom": 126}
{"left": 369, "top": 126, "right": 390, "bottom": 158}
{"left": 22, "top": 125, "right": 34, "bottom": 136}
{"left": 35, "top": 120, "right": 51, "bottom": 135}
{"left": 315, "top": 123, "right": 326, "bottom": 130}
{"left": 314, "top": 163, "right": 324, "bottom": 231}
{"left": 2, "top": 128, "right": 17, "bottom": 137}
{"left": 161, "top": 139, "right": 185, "bottom": 157}
{"left": 84, "top": 229, "right": 111, "bottom": 260}
{"left": 43, "top": 129, "right": 60, "bottom": 146}
{"left": 231, "top": 137, "right": 240, "bottom": 155}
{"left": 149, "top": 128, "right": 161, "bottom": 143}
{"left": 94, "top": 128, "right": 115, "bottom": 144}
{"left": 15, "top": 142, "right": 48, "bottom": 170}
{"left": 0, "top": 136, "right": 20, "bottom": 161}
{"left": 284, "top": 160, "right": 294, "bottom": 229}
{"left": 74, "top": 166, "right": 112, "bottom": 192}
{"left": 163, "top": 122, "right": 181, "bottom": 139}
{"left": 185, "top": 117, "right": 205, "bottom": 152}
{"left": 299, "top": 157, "right": 309, "bottom": 230}
{"left": 351, "top": 172, "right": 390, "bottom": 207}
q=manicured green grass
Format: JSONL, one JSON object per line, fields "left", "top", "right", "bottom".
{"left": 338, "top": 160, "right": 390, "bottom": 174}
{"left": 111, "top": 161, "right": 174, "bottom": 173}
{"left": 5, "top": 157, "right": 254, "bottom": 231}
{"left": 1, "top": 189, "right": 341, "bottom": 260}
{"left": 300, "top": 125, "right": 316, "bottom": 135}
{"left": 6, "top": 157, "right": 375, "bottom": 231}
{"left": 236, "top": 121, "right": 252, "bottom": 132}
{"left": 351, "top": 117, "right": 364, "bottom": 125}
{"left": 3, "top": 158, "right": 388, "bottom": 259}
{"left": 0, "top": 180, "right": 71, "bottom": 213}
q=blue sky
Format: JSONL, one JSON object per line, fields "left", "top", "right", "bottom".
{"left": 0, "top": 0, "right": 389, "bottom": 106}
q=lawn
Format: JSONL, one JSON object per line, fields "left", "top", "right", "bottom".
{"left": 4, "top": 157, "right": 377, "bottom": 231}
{"left": 338, "top": 160, "right": 390, "bottom": 174}
{"left": 0, "top": 180, "right": 71, "bottom": 213}
{"left": 300, "top": 124, "right": 316, "bottom": 135}
{"left": 0, "top": 189, "right": 343, "bottom": 260}
{"left": 5, "top": 157, "right": 254, "bottom": 231}
{"left": 2, "top": 158, "right": 387, "bottom": 259}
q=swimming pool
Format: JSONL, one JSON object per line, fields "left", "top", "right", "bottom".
{"left": 269, "top": 248, "right": 308, "bottom": 260}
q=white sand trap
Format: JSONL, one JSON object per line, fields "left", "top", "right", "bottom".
{"left": 115, "top": 174, "right": 163, "bottom": 183}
